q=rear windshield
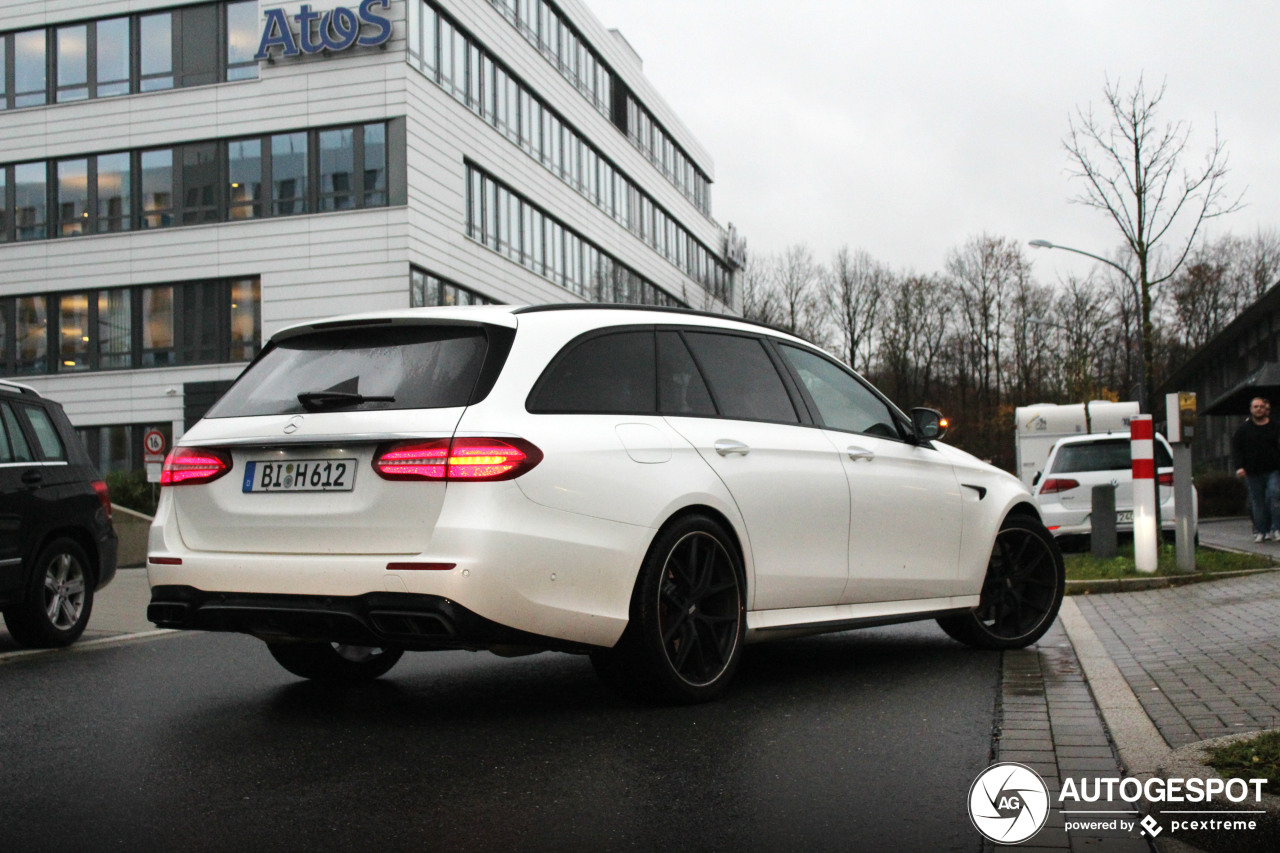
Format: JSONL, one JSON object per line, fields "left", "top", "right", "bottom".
{"left": 1050, "top": 438, "right": 1173, "bottom": 473}
{"left": 206, "top": 325, "right": 489, "bottom": 418}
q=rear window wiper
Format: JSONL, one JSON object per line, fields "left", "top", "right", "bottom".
{"left": 297, "top": 391, "right": 396, "bottom": 411}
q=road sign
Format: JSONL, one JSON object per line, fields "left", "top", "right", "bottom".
{"left": 143, "top": 428, "right": 167, "bottom": 463}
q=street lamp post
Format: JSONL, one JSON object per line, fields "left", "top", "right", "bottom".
{"left": 1028, "top": 239, "right": 1148, "bottom": 413}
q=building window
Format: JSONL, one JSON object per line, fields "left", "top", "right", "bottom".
{"left": 410, "top": 3, "right": 730, "bottom": 303}
{"left": 410, "top": 267, "right": 497, "bottom": 307}
{"left": 464, "top": 163, "right": 684, "bottom": 308}
{"left": 1, "top": 2, "right": 258, "bottom": 110}
{"left": 0, "top": 278, "right": 261, "bottom": 378}
{"left": 0, "top": 122, "right": 392, "bottom": 243}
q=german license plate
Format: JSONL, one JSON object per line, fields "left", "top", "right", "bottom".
{"left": 1117, "top": 511, "right": 1133, "bottom": 523}
{"left": 242, "top": 459, "right": 355, "bottom": 493}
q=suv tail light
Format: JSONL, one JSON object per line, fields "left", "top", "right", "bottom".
{"left": 1158, "top": 472, "right": 1174, "bottom": 486}
{"left": 161, "top": 447, "right": 233, "bottom": 486}
{"left": 91, "top": 480, "right": 113, "bottom": 521}
{"left": 1039, "top": 478, "right": 1079, "bottom": 495}
{"left": 374, "top": 437, "right": 543, "bottom": 482}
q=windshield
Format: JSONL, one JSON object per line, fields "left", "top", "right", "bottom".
{"left": 206, "top": 325, "right": 489, "bottom": 417}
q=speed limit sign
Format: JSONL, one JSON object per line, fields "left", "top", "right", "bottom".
{"left": 143, "top": 428, "right": 167, "bottom": 463}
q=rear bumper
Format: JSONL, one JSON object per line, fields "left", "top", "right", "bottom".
{"left": 148, "top": 585, "right": 594, "bottom": 653}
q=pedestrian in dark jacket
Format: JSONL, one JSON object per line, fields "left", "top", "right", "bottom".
{"left": 1231, "top": 396, "right": 1280, "bottom": 542}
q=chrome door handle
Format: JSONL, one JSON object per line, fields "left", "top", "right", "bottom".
{"left": 846, "top": 446, "right": 875, "bottom": 462}
{"left": 714, "top": 439, "right": 750, "bottom": 457}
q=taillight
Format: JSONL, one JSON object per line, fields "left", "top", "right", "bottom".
{"left": 91, "top": 480, "right": 112, "bottom": 521}
{"left": 374, "top": 437, "right": 543, "bottom": 482}
{"left": 1039, "top": 478, "right": 1080, "bottom": 495}
{"left": 161, "top": 447, "right": 233, "bottom": 486}
{"left": 1158, "top": 472, "right": 1174, "bottom": 486}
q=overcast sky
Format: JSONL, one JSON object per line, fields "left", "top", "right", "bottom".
{"left": 587, "top": 0, "right": 1280, "bottom": 287}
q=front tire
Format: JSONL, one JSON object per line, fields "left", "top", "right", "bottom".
{"left": 3, "top": 538, "right": 95, "bottom": 648}
{"left": 267, "top": 642, "right": 403, "bottom": 682}
{"left": 937, "top": 515, "right": 1065, "bottom": 649}
{"left": 592, "top": 514, "right": 745, "bottom": 704}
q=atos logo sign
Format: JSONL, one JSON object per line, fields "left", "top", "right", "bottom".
{"left": 255, "top": 0, "right": 393, "bottom": 60}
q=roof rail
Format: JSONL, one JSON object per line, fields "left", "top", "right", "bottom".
{"left": 0, "top": 379, "right": 40, "bottom": 397}
{"left": 510, "top": 303, "right": 794, "bottom": 337}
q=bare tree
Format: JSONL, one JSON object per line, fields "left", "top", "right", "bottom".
{"left": 825, "top": 247, "right": 888, "bottom": 372}
{"left": 1063, "top": 74, "right": 1242, "bottom": 410}
{"left": 771, "top": 244, "right": 830, "bottom": 344}
{"left": 947, "top": 234, "right": 1030, "bottom": 412}
{"left": 737, "top": 252, "right": 780, "bottom": 327}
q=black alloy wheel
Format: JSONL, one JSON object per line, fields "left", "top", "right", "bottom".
{"left": 937, "top": 515, "right": 1065, "bottom": 650}
{"left": 267, "top": 641, "right": 404, "bottom": 682}
{"left": 592, "top": 514, "right": 745, "bottom": 704}
{"left": 3, "top": 538, "right": 95, "bottom": 648}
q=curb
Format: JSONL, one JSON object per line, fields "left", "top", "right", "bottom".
{"left": 1066, "top": 567, "right": 1280, "bottom": 596}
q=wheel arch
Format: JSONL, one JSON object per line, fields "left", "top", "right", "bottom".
{"left": 30, "top": 527, "right": 100, "bottom": 588}
{"left": 653, "top": 504, "right": 750, "bottom": 591}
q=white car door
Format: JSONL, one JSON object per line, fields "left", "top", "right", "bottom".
{"left": 774, "top": 344, "right": 966, "bottom": 603}
{"left": 661, "top": 330, "right": 851, "bottom": 612}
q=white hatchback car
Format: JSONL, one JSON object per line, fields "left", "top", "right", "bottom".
{"left": 1032, "top": 432, "right": 1194, "bottom": 540}
{"left": 148, "top": 305, "right": 1064, "bottom": 703}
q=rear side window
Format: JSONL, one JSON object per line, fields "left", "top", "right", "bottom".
{"left": 528, "top": 331, "right": 656, "bottom": 414}
{"left": 207, "top": 325, "right": 489, "bottom": 417}
{"left": 0, "top": 402, "right": 34, "bottom": 463}
{"left": 682, "top": 332, "right": 798, "bottom": 423}
{"left": 19, "top": 405, "right": 67, "bottom": 461}
{"left": 1050, "top": 438, "right": 1173, "bottom": 473}
{"left": 657, "top": 332, "right": 715, "bottom": 416}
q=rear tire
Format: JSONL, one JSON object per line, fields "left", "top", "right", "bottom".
{"left": 267, "top": 642, "right": 403, "bottom": 682}
{"left": 3, "top": 538, "right": 95, "bottom": 648}
{"left": 937, "top": 515, "right": 1064, "bottom": 649}
{"left": 593, "top": 514, "right": 745, "bottom": 704}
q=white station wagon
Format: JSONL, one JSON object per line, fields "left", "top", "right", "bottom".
{"left": 147, "top": 305, "right": 1064, "bottom": 703}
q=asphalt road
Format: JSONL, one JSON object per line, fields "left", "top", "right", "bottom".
{"left": 0, "top": 624, "right": 1000, "bottom": 853}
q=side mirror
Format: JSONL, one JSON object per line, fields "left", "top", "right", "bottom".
{"left": 910, "top": 407, "right": 948, "bottom": 441}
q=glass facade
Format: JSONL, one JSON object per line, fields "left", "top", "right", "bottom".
{"left": 466, "top": 163, "right": 683, "bottom": 308}
{"left": 0, "top": 122, "right": 390, "bottom": 242}
{"left": 406, "top": 2, "right": 731, "bottom": 303}
{"left": 0, "top": 278, "right": 260, "bottom": 377}
{"left": 1, "top": 2, "right": 257, "bottom": 110}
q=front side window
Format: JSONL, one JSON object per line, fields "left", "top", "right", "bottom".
{"left": 682, "top": 332, "right": 798, "bottom": 424}
{"left": 779, "top": 344, "right": 901, "bottom": 439}
{"left": 209, "top": 326, "right": 491, "bottom": 417}
{"left": 528, "top": 331, "right": 656, "bottom": 414}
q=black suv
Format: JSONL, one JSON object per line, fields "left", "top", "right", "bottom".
{"left": 0, "top": 381, "right": 117, "bottom": 647}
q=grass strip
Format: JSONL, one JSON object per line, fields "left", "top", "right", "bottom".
{"left": 1204, "top": 731, "right": 1279, "bottom": 797}
{"left": 1064, "top": 544, "right": 1273, "bottom": 582}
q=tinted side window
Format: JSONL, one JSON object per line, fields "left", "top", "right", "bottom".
{"left": 657, "top": 331, "right": 715, "bottom": 416}
{"left": 0, "top": 404, "right": 33, "bottom": 462}
{"left": 529, "top": 331, "right": 656, "bottom": 414}
{"left": 19, "top": 404, "right": 66, "bottom": 461}
{"left": 683, "top": 332, "right": 797, "bottom": 423}
{"left": 779, "top": 344, "right": 900, "bottom": 438}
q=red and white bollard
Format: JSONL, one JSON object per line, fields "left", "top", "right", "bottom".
{"left": 1131, "top": 415, "right": 1158, "bottom": 573}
